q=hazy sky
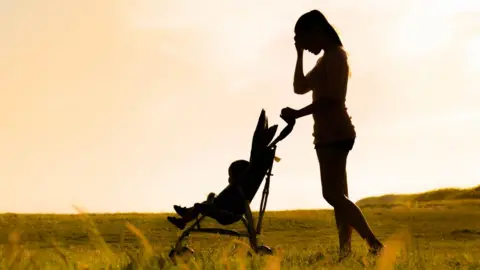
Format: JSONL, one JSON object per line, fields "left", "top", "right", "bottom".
{"left": 1, "top": 0, "right": 479, "bottom": 213}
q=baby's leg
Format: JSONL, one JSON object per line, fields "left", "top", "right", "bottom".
{"left": 173, "top": 192, "right": 216, "bottom": 217}
{"left": 168, "top": 203, "right": 211, "bottom": 230}
{"left": 184, "top": 203, "right": 216, "bottom": 221}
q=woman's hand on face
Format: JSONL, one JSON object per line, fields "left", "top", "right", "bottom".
{"left": 295, "top": 42, "right": 303, "bottom": 55}
{"left": 294, "top": 36, "right": 304, "bottom": 55}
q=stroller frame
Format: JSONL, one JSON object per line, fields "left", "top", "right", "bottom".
{"left": 171, "top": 146, "right": 276, "bottom": 256}
{"left": 168, "top": 111, "right": 295, "bottom": 259}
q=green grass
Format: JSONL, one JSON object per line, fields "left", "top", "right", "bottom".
{"left": 0, "top": 196, "right": 479, "bottom": 269}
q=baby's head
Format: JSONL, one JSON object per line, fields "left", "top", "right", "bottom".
{"left": 228, "top": 159, "right": 250, "bottom": 184}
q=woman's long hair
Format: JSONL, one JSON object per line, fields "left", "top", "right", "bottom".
{"left": 294, "top": 10, "right": 343, "bottom": 47}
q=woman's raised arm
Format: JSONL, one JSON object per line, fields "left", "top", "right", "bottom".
{"left": 293, "top": 50, "right": 312, "bottom": 95}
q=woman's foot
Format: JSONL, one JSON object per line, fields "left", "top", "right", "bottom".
{"left": 368, "top": 243, "right": 385, "bottom": 256}
{"left": 167, "top": 216, "right": 186, "bottom": 230}
{"left": 173, "top": 205, "right": 188, "bottom": 217}
{"left": 338, "top": 249, "right": 352, "bottom": 262}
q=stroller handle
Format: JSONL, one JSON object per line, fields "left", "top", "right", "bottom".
{"left": 267, "top": 114, "right": 296, "bottom": 148}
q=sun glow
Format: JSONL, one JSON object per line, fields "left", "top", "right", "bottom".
{"left": 463, "top": 37, "right": 480, "bottom": 73}
{"left": 389, "top": 12, "right": 454, "bottom": 58}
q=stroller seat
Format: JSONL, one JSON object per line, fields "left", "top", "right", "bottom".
{"left": 168, "top": 109, "right": 295, "bottom": 260}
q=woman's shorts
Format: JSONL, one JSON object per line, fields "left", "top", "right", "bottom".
{"left": 315, "top": 138, "right": 355, "bottom": 151}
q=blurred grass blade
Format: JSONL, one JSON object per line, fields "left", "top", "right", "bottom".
{"left": 125, "top": 222, "right": 155, "bottom": 267}
{"left": 73, "top": 205, "right": 115, "bottom": 259}
{"left": 377, "top": 229, "right": 411, "bottom": 270}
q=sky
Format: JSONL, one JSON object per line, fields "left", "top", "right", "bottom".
{"left": 0, "top": 0, "right": 479, "bottom": 213}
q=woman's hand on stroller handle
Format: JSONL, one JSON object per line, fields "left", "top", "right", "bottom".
{"left": 267, "top": 112, "right": 296, "bottom": 148}
{"left": 280, "top": 112, "right": 296, "bottom": 125}
{"left": 280, "top": 107, "right": 299, "bottom": 123}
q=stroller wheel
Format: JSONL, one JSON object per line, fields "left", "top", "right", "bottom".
{"left": 256, "top": 245, "right": 274, "bottom": 255}
{"left": 169, "top": 246, "right": 195, "bottom": 264}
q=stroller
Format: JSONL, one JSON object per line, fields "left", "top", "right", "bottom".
{"left": 168, "top": 110, "right": 295, "bottom": 259}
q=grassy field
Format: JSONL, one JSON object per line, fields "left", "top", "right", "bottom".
{"left": 0, "top": 187, "right": 479, "bottom": 269}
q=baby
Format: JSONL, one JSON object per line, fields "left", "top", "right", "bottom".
{"left": 167, "top": 159, "right": 250, "bottom": 230}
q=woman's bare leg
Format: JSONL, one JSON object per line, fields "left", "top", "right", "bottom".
{"left": 334, "top": 169, "right": 353, "bottom": 257}
{"left": 316, "top": 147, "right": 383, "bottom": 254}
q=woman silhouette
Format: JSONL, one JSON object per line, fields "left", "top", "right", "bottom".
{"left": 281, "top": 10, "right": 384, "bottom": 259}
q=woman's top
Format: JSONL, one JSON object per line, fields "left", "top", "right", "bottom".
{"left": 304, "top": 46, "right": 356, "bottom": 145}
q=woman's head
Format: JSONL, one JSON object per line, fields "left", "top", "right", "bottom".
{"left": 294, "top": 10, "right": 343, "bottom": 55}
